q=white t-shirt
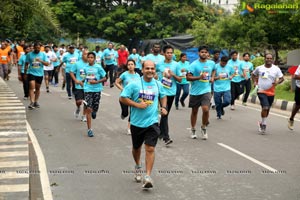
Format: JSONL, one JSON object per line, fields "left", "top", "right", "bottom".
{"left": 43, "top": 51, "right": 57, "bottom": 71}
{"left": 295, "top": 65, "right": 300, "bottom": 88}
{"left": 252, "top": 64, "right": 283, "bottom": 94}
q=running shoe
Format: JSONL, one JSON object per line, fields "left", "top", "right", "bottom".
{"left": 142, "top": 175, "right": 153, "bottom": 189}
{"left": 230, "top": 105, "right": 235, "bottom": 110}
{"left": 180, "top": 99, "right": 185, "bottom": 107}
{"left": 287, "top": 118, "right": 294, "bottom": 130}
{"left": 242, "top": 102, "right": 247, "bottom": 106}
{"left": 258, "top": 122, "right": 266, "bottom": 134}
{"left": 217, "top": 115, "right": 222, "bottom": 120}
{"left": 87, "top": 129, "right": 94, "bottom": 137}
{"left": 62, "top": 83, "right": 65, "bottom": 90}
{"left": 28, "top": 103, "right": 35, "bottom": 110}
{"left": 164, "top": 138, "right": 173, "bottom": 146}
{"left": 91, "top": 111, "right": 97, "bottom": 119}
{"left": 46, "top": 87, "right": 50, "bottom": 93}
{"left": 68, "top": 96, "right": 72, "bottom": 100}
{"left": 134, "top": 165, "right": 142, "bottom": 183}
{"left": 74, "top": 108, "right": 80, "bottom": 119}
{"left": 201, "top": 127, "right": 208, "bottom": 140}
{"left": 121, "top": 114, "right": 126, "bottom": 120}
{"left": 221, "top": 107, "right": 225, "bottom": 116}
{"left": 33, "top": 102, "right": 40, "bottom": 108}
{"left": 81, "top": 115, "right": 87, "bottom": 122}
{"left": 23, "top": 97, "right": 28, "bottom": 100}
{"left": 127, "top": 129, "right": 131, "bottom": 135}
{"left": 190, "top": 128, "right": 197, "bottom": 139}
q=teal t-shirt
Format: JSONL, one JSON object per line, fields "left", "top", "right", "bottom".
{"left": 26, "top": 51, "right": 49, "bottom": 77}
{"left": 177, "top": 61, "right": 190, "bottom": 84}
{"left": 102, "top": 48, "right": 116, "bottom": 65}
{"left": 83, "top": 64, "right": 106, "bottom": 93}
{"left": 52, "top": 50, "right": 60, "bottom": 67}
{"left": 18, "top": 54, "right": 26, "bottom": 74}
{"left": 119, "top": 71, "right": 140, "bottom": 87}
{"left": 228, "top": 59, "right": 242, "bottom": 83}
{"left": 156, "top": 60, "right": 181, "bottom": 96}
{"left": 62, "top": 52, "right": 80, "bottom": 73}
{"left": 120, "top": 78, "right": 166, "bottom": 128}
{"left": 94, "top": 51, "right": 103, "bottom": 65}
{"left": 70, "top": 60, "right": 88, "bottom": 89}
{"left": 214, "top": 64, "right": 234, "bottom": 92}
{"left": 188, "top": 59, "right": 215, "bottom": 95}
{"left": 145, "top": 54, "right": 164, "bottom": 65}
{"left": 240, "top": 61, "right": 254, "bottom": 80}
{"left": 128, "top": 54, "right": 141, "bottom": 70}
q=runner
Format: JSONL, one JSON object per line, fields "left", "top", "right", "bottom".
{"left": 187, "top": 45, "right": 215, "bottom": 139}
{"left": 210, "top": 50, "right": 221, "bottom": 109}
{"left": 156, "top": 45, "right": 181, "bottom": 145}
{"left": 128, "top": 48, "right": 142, "bottom": 76}
{"left": 115, "top": 59, "right": 140, "bottom": 135}
{"left": 240, "top": 52, "right": 254, "bottom": 106}
{"left": 101, "top": 42, "right": 116, "bottom": 88}
{"left": 175, "top": 53, "right": 190, "bottom": 110}
{"left": 83, "top": 52, "right": 107, "bottom": 137}
{"left": 145, "top": 43, "right": 164, "bottom": 66}
{"left": 51, "top": 45, "right": 61, "bottom": 87}
{"left": 228, "top": 50, "right": 243, "bottom": 110}
{"left": 251, "top": 53, "right": 284, "bottom": 134}
{"left": 24, "top": 42, "right": 49, "bottom": 109}
{"left": 70, "top": 49, "right": 89, "bottom": 122}
{"left": 119, "top": 60, "right": 167, "bottom": 189}
{"left": 59, "top": 45, "right": 80, "bottom": 99}
{"left": 213, "top": 56, "right": 234, "bottom": 119}
{"left": 0, "top": 41, "right": 10, "bottom": 79}
{"left": 17, "top": 45, "right": 31, "bottom": 100}
{"left": 44, "top": 45, "right": 57, "bottom": 93}
{"left": 288, "top": 64, "right": 300, "bottom": 130}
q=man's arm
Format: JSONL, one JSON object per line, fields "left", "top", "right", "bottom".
{"left": 119, "top": 97, "right": 148, "bottom": 109}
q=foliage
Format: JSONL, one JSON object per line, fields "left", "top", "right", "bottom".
{"left": 252, "top": 57, "right": 265, "bottom": 68}
{"left": 174, "top": 49, "right": 182, "bottom": 62}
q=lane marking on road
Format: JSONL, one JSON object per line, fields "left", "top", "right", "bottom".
{"left": 0, "top": 184, "right": 29, "bottom": 193}
{"left": 26, "top": 121, "right": 53, "bottom": 200}
{"left": 102, "top": 92, "right": 111, "bottom": 97}
{"left": 217, "top": 143, "right": 278, "bottom": 173}
{"left": 0, "top": 151, "right": 28, "bottom": 157}
{"left": 236, "top": 104, "right": 300, "bottom": 122}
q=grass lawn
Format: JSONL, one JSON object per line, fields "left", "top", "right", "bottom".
{"left": 275, "top": 89, "right": 294, "bottom": 101}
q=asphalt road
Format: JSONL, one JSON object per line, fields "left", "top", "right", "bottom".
{"left": 6, "top": 69, "right": 300, "bottom": 200}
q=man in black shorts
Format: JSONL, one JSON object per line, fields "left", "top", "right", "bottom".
{"left": 288, "top": 65, "right": 300, "bottom": 130}
{"left": 120, "top": 60, "right": 167, "bottom": 189}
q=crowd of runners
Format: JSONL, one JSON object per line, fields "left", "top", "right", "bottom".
{"left": 1, "top": 39, "right": 299, "bottom": 189}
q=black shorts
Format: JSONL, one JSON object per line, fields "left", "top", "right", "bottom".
{"left": 44, "top": 70, "right": 52, "bottom": 76}
{"left": 188, "top": 93, "right": 211, "bottom": 108}
{"left": 295, "top": 86, "right": 300, "bottom": 106}
{"left": 84, "top": 92, "right": 101, "bottom": 112}
{"left": 74, "top": 89, "right": 84, "bottom": 101}
{"left": 130, "top": 123, "right": 160, "bottom": 149}
{"left": 257, "top": 93, "right": 274, "bottom": 109}
{"left": 27, "top": 74, "right": 43, "bottom": 84}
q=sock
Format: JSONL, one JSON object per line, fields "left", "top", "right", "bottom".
{"left": 261, "top": 117, "right": 267, "bottom": 125}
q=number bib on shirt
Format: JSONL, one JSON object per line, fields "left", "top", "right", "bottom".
{"left": 219, "top": 72, "right": 228, "bottom": 80}
{"left": 138, "top": 90, "right": 155, "bottom": 105}
{"left": 1, "top": 56, "right": 7, "bottom": 61}
{"left": 86, "top": 74, "right": 96, "bottom": 84}
{"left": 70, "top": 57, "right": 77, "bottom": 64}
{"left": 161, "top": 77, "right": 172, "bottom": 88}
{"left": 199, "top": 71, "right": 210, "bottom": 82}
{"left": 79, "top": 69, "right": 86, "bottom": 79}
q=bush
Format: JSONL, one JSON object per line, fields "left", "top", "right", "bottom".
{"left": 276, "top": 80, "right": 291, "bottom": 91}
{"left": 174, "top": 49, "right": 181, "bottom": 62}
{"left": 252, "top": 56, "right": 265, "bottom": 68}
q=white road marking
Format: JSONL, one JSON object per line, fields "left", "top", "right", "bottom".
{"left": 0, "top": 144, "right": 28, "bottom": 149}
{"left": 218, "top": 143, "right": 278, "bottom": 173}
{"left": 0, "top": 171, "right": 29, "bottom": 179}
{"left": 0, "top": 184, "right": 28, "bottom": 193}
{"left": 102, "top": 92, "right": 111, "bottom": 97}
{"left": 27, "top": 121, "right": 53, "bottom": 200}
{"left": 0, "top": 161, "right": 28, "bottom": 168}
{"left": 0, "top": 151, "right": 28, "bottom": 157}
{"left": 0, "top": 138, "right": 27, "bottom": 142}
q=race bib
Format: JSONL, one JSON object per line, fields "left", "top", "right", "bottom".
{"left": 70, "top": 57, "right": 77, "bottom": 64}
{"left": 162, "top": 77, "right": 172, "bottom": 88}
{"left": 199, "top": 71, "right": 210, "bottom": 82}
{"left": 79, "top": 69, "right": 86, "bottom": 79}
{"left": 262, "top": 71, "right": 269, "bottom": 79}
{"left": 1, "top": 56, "right": 7, "bottom": 61}
{"left": 32, "top": 61, "right": 40, "bottom": 68}
{"left": 138, "top": 90, "right": 155, "bottom": 105}
{"left": 219, "top": 72, "right": 228, "bottom": 80}
{"left": 96, "top": 56, "right": 101, "bottom": 64}
{"left": 86, "top": 74, "right": 96, "bottom": 84}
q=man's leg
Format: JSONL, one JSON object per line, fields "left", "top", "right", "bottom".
{"left": 175, "top": 83, "right": 181, "bottom": 108}
{"left": 214, "top": 91, "right": 222, "bottom": 118}
{"left": 132, "top": 146, "right": 142, "bottom": 167}
{"left": 34, "top": 83, "right": 41, "bottom": 103}
{"left": 191, "top": 107, "right": 199, "bottom": 129}
{"left": 145, "top": 145, "right": 155, "bottom": 176}
{"left": 29, "top": 80, "right": 36, "bottom": 104}
{"left": 159, "top": 96, "right": 174, "bottom": 142}
{"left": 181, "top": 84, "right": 190, "bottom": 104}
{"left": 201, "top": 105, "right": 210, "bottom": 127}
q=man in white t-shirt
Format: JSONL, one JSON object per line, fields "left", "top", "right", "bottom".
{"left": 44, "top": 45, "right": 57, "bottom": 93}
{"left": 288, "top": 65, "right": 300, "bottom": 130}
{"left": 252, "top": 53, "right": 284, "bottom": 134}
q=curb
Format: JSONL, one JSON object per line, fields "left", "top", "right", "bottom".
{"left": 0, "top": 78, "right": 29, "bottom": 199}
{"left": 245, "top": 94, "right": 295, "bottom": 111}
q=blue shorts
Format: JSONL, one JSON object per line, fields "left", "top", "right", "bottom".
{"left": 257, "top": 93, "right": 274, "bottom": 109}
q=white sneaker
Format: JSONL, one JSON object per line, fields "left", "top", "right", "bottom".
{"left": 230, "top": 105, "right": 235, "bottom": 110}
{"left": 74, "top": 108, "right": 80, "bottom": 119}
{"left": 190, "top": 128, "right": 197, "bottom": 139}
{"left": 134, "top": 165, "right": 142, "bottom": 183}
{"left": 201, "top": 128, "right": 208, "bottom": 140}
{"left": 127, "top": 129, "right": 131, "bottom": 135}
{"left": 81, "top": 115, "right": 87, "bottom": 122}
{"left": 142, "top": 175, "right": 153, "bottom": 189}
{"left": 288, "top": 118, "right": 294, "bottom": 130}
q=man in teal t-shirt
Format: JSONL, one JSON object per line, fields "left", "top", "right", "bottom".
{"left": 187, "top": 45, "right": 215, "bottom": 140}
{"left": 25, "top": 42, "right": 49, "bottom": 109}
{"left": 240, "top": 52, "right": 254, "bottom": 106}
{"left": 120, "top": 60, "right": 167, "bottom": 189}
